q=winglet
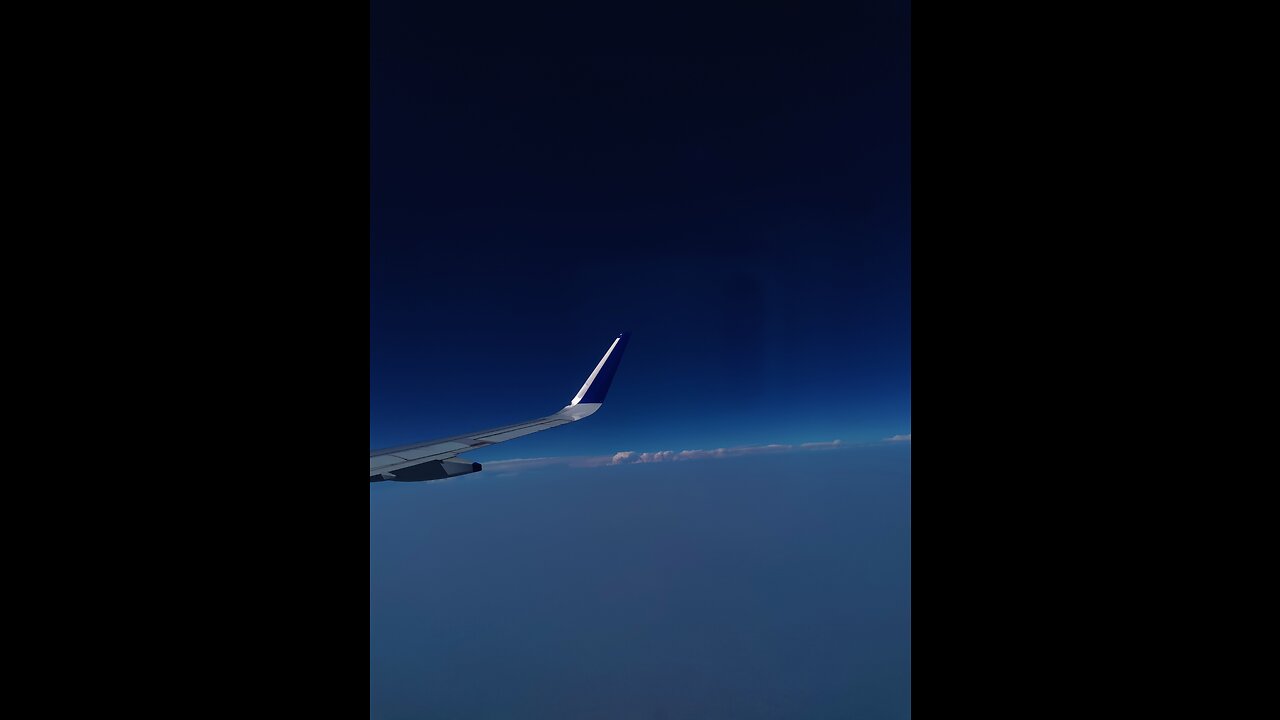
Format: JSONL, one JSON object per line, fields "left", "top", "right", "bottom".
{"left": 570, "top": 331, "right": 631, "bottom": 406}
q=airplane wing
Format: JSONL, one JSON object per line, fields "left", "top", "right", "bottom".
{"left": 370, "top": 331, "right": 631, "bottom": 482}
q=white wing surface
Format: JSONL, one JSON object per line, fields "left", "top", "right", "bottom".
{"left": 369, "top": 332, "right": 630, "bottom": 482}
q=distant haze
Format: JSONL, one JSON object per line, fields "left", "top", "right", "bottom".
{"left": 371, "top": 443, "right": 911, "bottom": 718}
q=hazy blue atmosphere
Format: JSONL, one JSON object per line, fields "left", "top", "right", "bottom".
{"left": 371, "top": 444, "right": 910, "bottom": 719}
{"left": 372, "top": 2, "right": 909, "bottom": 717}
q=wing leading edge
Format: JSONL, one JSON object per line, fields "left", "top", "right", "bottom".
{"left": 370, "top": 331, "right": 631, "bottom": 482}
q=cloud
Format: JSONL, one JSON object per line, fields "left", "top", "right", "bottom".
{"left": 608, "top": 442, "right": 836, "bottom": 465}
{"left": 884, "top": 434, "right": 911, "bottom": 442}
{"left": 483, "top": 439, "right": 844, "bottom": 476}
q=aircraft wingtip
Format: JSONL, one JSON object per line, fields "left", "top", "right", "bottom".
{"left": 570, "top": 332, "right": 632, "bottom": 406}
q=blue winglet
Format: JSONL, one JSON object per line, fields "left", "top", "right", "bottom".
{"left": 571, "top": 331, "right": 631, "bottom": 405}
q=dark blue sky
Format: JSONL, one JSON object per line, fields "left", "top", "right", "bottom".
{"left": 371, "top": 2, "right": 910, "bottom": 458}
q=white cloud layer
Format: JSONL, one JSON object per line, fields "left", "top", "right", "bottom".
{"left": 610, "top": 441, "right": 845, "bottom": 465}
{"left": 485, "top": 439, "right": 845, "bottom": 474}
{"left": 884, "top": 434, "right": 911, "bottom": 442}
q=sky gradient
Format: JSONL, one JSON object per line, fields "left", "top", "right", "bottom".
{"left": 371, "top": 3, "right": 911, "bottom": 717}
{"left": 371, "top": 2, "right": 910, "bottom": 460}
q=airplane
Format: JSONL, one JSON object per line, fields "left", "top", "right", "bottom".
{"left": 370, "top": 331, "right": 631, "bottom": 482}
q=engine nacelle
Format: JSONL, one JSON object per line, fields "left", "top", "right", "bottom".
{"left": 384, "top": 458, "right": 482, "bottom": 482}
